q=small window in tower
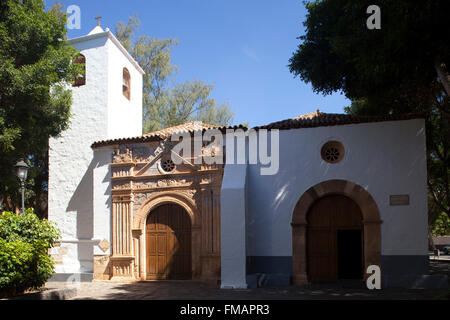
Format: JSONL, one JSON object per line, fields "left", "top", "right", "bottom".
{"left": 72, "top": 54, "right": 86, "bottom": 87}
{"left": 123, "top": 67, "right": 131, "bottom": 100}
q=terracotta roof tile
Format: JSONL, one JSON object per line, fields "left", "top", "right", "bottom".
{"left": 142, "top": 121, "right": 219, "bottom": 139}
{"left": 91, "top": 111, "right": 424, "bottom": 149}
{"left": 253, "top": 110, "right": 424, "bottom": 131}
{"left": 91, "top": 121, "right": 247, "bottom": 148}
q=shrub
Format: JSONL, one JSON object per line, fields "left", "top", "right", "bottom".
{"left": 0, "top": 209, "right": 60, "bottom": 247}
{"left": 0, "top": 209, "right": 60, "bottom": 297}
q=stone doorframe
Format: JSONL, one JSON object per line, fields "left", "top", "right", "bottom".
{"left": 132, "top": 191, "right": 201, "bottom": 280}
{"left": 291, "top": 179, "right": 382, "bottom": 285}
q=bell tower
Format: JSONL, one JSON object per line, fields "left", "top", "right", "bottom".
{"left": 48, "top": 24, "right": 144, "bottom": 280}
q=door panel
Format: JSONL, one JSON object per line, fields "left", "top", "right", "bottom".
{"left": 307, "top": 195, "right": 363, "bottom": 282}
{"left": 146, "top": 204, "right": 192, "bottom": 280}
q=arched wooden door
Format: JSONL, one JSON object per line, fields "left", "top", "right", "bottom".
{"left": 307, "top": 195, "right": 363, "bottom": 281}
{"left": 146, "top": 203, "right": 192, "bottom": 280}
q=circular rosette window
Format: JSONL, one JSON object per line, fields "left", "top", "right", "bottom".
{"left": 321, "top": 141, "right": 345, "bottom": 164}
{"left": 158, "top": 157, "right": 176, "bottom": 173}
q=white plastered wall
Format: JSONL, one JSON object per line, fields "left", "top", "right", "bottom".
{"left": 48, "top": 36, "right": 110, "bottom": 273}
{"left": 220, "top": 118, "right": 428, "bottom": 286}
{"left": 220, "top": 162, "right": 248, "bottom": 288}
{"left": 92, "top": 148, "right": 113, "bottom": 255}
{"left": 106, "top": 37, "right": 142, "bottom": 139}
{"left": 245, "top": 119, "right": 428, "bottom": 258}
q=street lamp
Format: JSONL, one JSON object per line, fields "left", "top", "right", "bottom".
{"left": 15, "top": 159, "right": 28, "bottom": 213}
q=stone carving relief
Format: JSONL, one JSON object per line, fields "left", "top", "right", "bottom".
{"left": 132, "top": 189, "right": 199, "bottom": 214}
{"left": 133, "top": 176, "right": 200, "bottom": 190}
{"left": 113, "top": 145, "right": 159, "bottom": 164}
{"left": 112, "top": 167, "right": 131, "bottom": 177}
{"left": 200, "top": 174, "right": 212, "bottom": 184}
{"left": 157, "top": 139, "right": 174, "bottom": 156}
{"left": 112, "top": 182, "right": 131, "bottom": 190}
{"left": 113, "top": 148, "right": 132, "bottom": 163}
{"left": 98, "top": 239, "right": 111, "bottom": 253}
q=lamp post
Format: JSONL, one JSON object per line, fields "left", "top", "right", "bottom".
{"left": 15, "top": 159, "right": 28, "bottom": 214}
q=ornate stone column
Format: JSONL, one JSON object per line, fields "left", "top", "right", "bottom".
{"left": 111, "top": 194, "right": 135, "bottom": 280}
{"left": 132, "top": 229, "right": 142, "bottom": 280}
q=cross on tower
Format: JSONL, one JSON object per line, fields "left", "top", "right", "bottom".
{"left": 95, "top": 15, "right": 102, "bottom": 26}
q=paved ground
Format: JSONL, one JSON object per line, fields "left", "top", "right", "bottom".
{"left": 45, "top": 260, "right": 450, "bottom": 300}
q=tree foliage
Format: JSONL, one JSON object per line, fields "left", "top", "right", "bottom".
{"left": 0, "top": 0, "right": 79, "bottom": 216}
{"left": 115, "top": 16, "right": 234, "bottom": 132}
{"left": 430, "top": 210, "right": 450, "bottom": 237}
{"left": 289, "top": 1, "right": 450, "bottom": 225}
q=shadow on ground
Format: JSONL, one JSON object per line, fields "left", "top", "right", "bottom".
{"left": 45, "top": 261, "right": 450, "bottom": 300}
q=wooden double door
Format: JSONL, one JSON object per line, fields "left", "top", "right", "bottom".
{"left": 307, "top": 195, "right": 363, "bottom": 281}
{"left": 146, "top": 203, "right": 192, "bottom": 280}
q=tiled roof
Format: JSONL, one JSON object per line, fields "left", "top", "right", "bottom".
{"left": 91, "top": 121, "right": 247, "bottom": 148}
{"left": 253, "top": 110, "right": 424, "bottom": 130}
{"left": 92, "top": 111, "right": 424, "bottom": 148}
{"left": 142, "top": 121, "right": 219, "bottom": 139}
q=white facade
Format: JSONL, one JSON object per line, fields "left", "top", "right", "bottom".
{"left": 46, "top": 26, "right": 440, "bottom": 289}
{"left": 220, "top": 160, "right": 248, "bottom": 288}
{"left": 220, "top": 118, "right": 431, "bottom": 288}
{"left": 245, "top": 119, "right": 428, "bottom": 257}
{"left": 48, "top": 26, "right": 143, "bottom": 277}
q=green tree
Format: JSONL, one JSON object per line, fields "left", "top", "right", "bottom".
{"left": 430, "top": 211, "right": 450, "bottom": 236}
{"left": 289, "top": 1, "right": 450, "bottom": 223}
{"left": 115, "top": 16, "right": 234, "bottom": 132}
{"left": 0, "top": 0, "right": 80, "bottom": 216}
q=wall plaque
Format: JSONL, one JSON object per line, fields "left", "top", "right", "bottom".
{"left": 389, "top": 194, "right": 410, "bottom": 206}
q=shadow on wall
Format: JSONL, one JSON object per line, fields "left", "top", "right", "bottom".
{"left": 66, "top": 159, "right": 95, "bottom": 272}
{"left": 101, "top": 158, "right": 112, "bottom": 253}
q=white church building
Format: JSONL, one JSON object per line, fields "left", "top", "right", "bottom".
{"left": 48, "top": 26, "right": 447, "bottom": 289}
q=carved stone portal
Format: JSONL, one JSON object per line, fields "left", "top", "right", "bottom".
{"left": 94, "top": 140, "right": 224, "bottom": 282}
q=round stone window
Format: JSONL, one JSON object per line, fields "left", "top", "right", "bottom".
{"left": 159, "top": 158, "right": 175, "bottom": 173}
{"left": 321, "top": 141, "right": 345, "bottom": 164}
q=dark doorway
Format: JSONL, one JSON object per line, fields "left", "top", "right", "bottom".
{"left": 337, "top": 230, "right": 362, "bottom": 279}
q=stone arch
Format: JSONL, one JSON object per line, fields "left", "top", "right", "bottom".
{"left": 291, "top": 179, "right": 382, "bottom": 284}
{"left": 133, "top": 191, "right": 202, "bottom": 280}
{"left": 134, "top": 191, "right": 198, "bottom": 230}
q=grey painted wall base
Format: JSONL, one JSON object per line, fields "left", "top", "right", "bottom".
{"left": 49, "top": 273, "right": 93, "bottom": 282}
{"left": 246, "top": 273, "right": 291, "bottom": 288}
{"left": 383, "top": 274, "right": 448, "bottom": 289}
{"left": 246, "top": 256, "right": 292, "bottom": 274}
{"left": 245, "top": 255, "right": 448, "bottom": 289}
{"left": 246, "top": 256, "right": 291, "bottom": 288}
{"left": 380, "top": 255, "right": 449, "bottom": 288}
{"left": 381, "top": 255, "right": 429, "bottom": 277}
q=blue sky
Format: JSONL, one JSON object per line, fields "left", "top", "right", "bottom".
{"left": 45, "top": 0, "right": 350, "bottom": 127}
